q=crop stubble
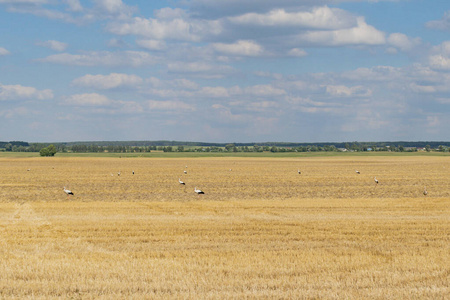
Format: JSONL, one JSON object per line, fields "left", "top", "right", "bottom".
{"left": 0, "top": 156, "right": 448, "bottom": 298}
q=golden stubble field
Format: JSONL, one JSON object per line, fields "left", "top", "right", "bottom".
{"left": 0, "top": 155, "right": 448, "bottom": 299}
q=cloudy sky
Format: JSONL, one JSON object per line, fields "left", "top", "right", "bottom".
{"left": 0, "top": 0, "right": 449, "bottom": 143}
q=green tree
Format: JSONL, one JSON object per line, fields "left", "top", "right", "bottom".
{"left": 225, "top": 144, "right": 235, "bottom": 152}
{"left": 40, "top": 144, "right": 57, "bottom": 156}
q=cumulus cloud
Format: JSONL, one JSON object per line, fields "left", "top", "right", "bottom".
{"left": 229, "top": 6, "right": 356, "bottom": 30}
{"left": 244, "top": 85, "right": 286, "bottom": 97}
{"left": 167, "top": 61, "right": 234, "bottom": 78}
{"left": 147, "top": 100, "right": 195, "bottom": 111}
{"left": 106, "top": 12, "right": 223, "bottom": 42}
{"left": 187, "top": 0, "right": 321, "bottom": 18}
{"left": 63, "top": 0, "right": 83, "bottom": 12}
{"left": 212, "top": 40, "right": 264, "bottom": 56}
{"left": 0, "top": 84, "right": 53, "bottom": 101}
{"left": 0, "top": 0, "right": 49, "bottom": 3}
{"left": 199, "top": 86, "right": 230, "bottom": 98}
{"left": 36, "top": 40, "right": 68, "bottom": 51}
{"left": 288, "top": 48, "right": 307, "bottom": 57}
{"left": 136, "top": 39, "right": 167, "bottom": 51}
{"left": 428, "top": 41, "right": 450, "bottom": 70}
{"left": 426, "top": 11, "right": 450, "bottom": 31}
{"left": 326, "top": 85, "right": 371, "bottom": 97}
{"left": 37, "top": 51, "right": 158, "bottom": 67}
{"left": 72, "top": 73, "right": 143, "bottom": 90}
{"left": 92, "top": 0, "right": 136, "bottom": 20}
{"left": 387, "top": 33, "right": 421, "bottom": 52}
{"left": 296, "top": 17, "right": 386, "bottom": 46}
{"left": 64, "top": 93, "right": 112, "bottom": 106}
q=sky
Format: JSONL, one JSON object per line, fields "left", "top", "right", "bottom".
{"left": 0, "top": 0, "right": 449, "bottom": 143}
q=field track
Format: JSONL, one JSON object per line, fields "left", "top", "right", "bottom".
{"left": 0, "top": 156, "right": 448, "bottom": 298}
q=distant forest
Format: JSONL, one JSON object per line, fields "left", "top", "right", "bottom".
{"left": 1, "top": 140, "right": 449, "bottom": 153}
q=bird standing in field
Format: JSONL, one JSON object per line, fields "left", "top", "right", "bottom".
{"left": 194, "top": 187, "right": 204, "bottom": 194}
{"left": 179, "top": 178, "right": 185, "bottom": 185}
{"left": 63, "top": 187, "right": 74, "bottom": 198}
{"left": 356, "top": 170, "right": 360, "bottom": 174}
{"left": 374, "top": 177, "right": 379, "bottom": 185}
{"left": 298, "top": 169, "right": 301, "bottom": 174}
{"left": 423, "top": 187, "right": 428, "bottom": 196}
{"left": 184, "top": 170, "right": 187, "bottom": 174}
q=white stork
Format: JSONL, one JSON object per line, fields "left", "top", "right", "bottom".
{"left": 194, "top": 187, "right": 204, "bottom": 194}
{"left": 118, "top": 171, "right": 121, "bottom": 176}
{"left": 423, "top": 187, "right": 428, "bottom": 196}
{"left": 63, "top": 187, "right": 74, "bottom": 198}
{"left": 184, "top": 170, "right": 187, "bottom": 174}
{"left": 374, "top": 177, "right": 379, "bottom": 184}
{"left": 356, "top": 170, "right": 360, "bottom": 174}
{"left": 179, "top": 178, "right": 185, "bottom": 185}
{"left": 298, "top": 169, "right": 301, "bottom": 174}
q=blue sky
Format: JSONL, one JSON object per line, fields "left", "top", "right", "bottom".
{"left": 0, "top": 0, "right": 449, "bottom": 143}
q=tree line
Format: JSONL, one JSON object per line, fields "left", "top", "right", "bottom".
{"left": 1, "top": 141, "right": 449, "bottom": 154}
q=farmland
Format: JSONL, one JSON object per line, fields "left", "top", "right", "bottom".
{"left": 0, "top": 155, "right": 449, "bottom": 298}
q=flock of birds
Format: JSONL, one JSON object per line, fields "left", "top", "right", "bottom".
{"left": 178, "top": 165, "right": 204, "bottom": 194}
{"left": 59, "top": 166, "right": 428, "bottom": 198}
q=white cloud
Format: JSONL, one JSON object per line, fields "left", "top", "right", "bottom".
{"left": 0, "top": 84, "right": 53, "bottom": 101}
{"left": 107, "top": 15, "right": 222, "bottom": 42}
{"left": 0, "top": 0, "right": 49, "bottom": 3}
{"left": 187, "top": 0, "right": 319, "bottom": 19}
{"left": 297, "top": 17, "right": 386, "bottom": 46}
{"left": 326, "top": 85, "right": 371, "bottom": 97}
{"left": 428, "top": 41, "right": 450, "bottom": 70}
{"left": 199, "top": 86, "right": 230, "bottom": 98}
{"left": 211, "top": 104, "right": 248, "bottom": 123}
{"left": 136, "top": 39, "right": 167, "bottom": 51}
{"left": 171, "top": 79, "right": 199, "bottom": 90}
{"left": 0, "top": 47, "right": 10, "bottom": 55}
{"left": 64, "top": 93, "right": 112, "bottom": 106}
{"left": 288, "top": 48, "right": 307, "bottom": 57}
{"left": 244, "top": 85, "right": 286, "bottom": 97}
{"left": 167, "top": 61, "right": 234, "bottom": 78}
{"left": 341, "top": 66, "right": 402, "bottom": 82}
{"left": 426, "top": 11, "right": 450, "bottom": 31}
{"left": 72, "top": 73, "right": 143, "bottom": 90}
{"left": 212, "top": 40, "right": 264, "bottom": 56}
{"left": 147, "top": 100, "right": 195, "bottom": 111}
{"left": 0, "top": 107, "right": 29, "bottom": 119}
{"left": 229, "top": 6, "right": 356, "bottom": 30}
{"left": 436, "top": 98, "right": 450, "bottom": 104}
{"left": 37, "top": 51, "right": 158, "bottom": 67}
{"left": 92, "top": 0, "right": 135, "bottom": 19}
{"left": 64, "top": 0, "right": 83, "bottom": 12}
{"left": 248, "top": 100, "right": 279, "bottom": 112}
{"left": 409, "top": 83, "right": 436, "bottom": 93}
{"left": 108, "top": 38, "right": 127, "bottom": 48}
{"left": 387, "top": 33, "right": 421, "bottom": 52}
{"left": 36, "top": 40, "right": 68, "bottom": 51}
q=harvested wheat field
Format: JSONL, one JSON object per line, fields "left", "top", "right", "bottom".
{"left": 0, "top": 155, "right": 449, "bottom": 299}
